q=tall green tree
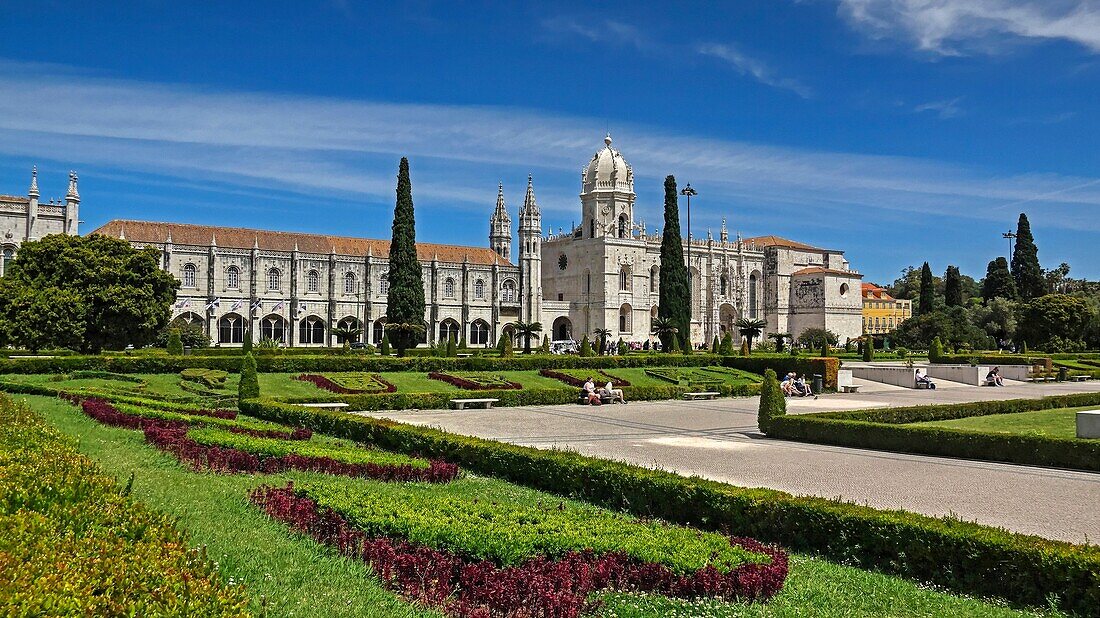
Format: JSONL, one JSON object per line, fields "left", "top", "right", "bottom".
{"left": 918, "top": 262, "right": 935, "bottom": 315}
{"left": 944, "top": 266, "right": 963, "bottom": 307}
{"left": 1011, "top": 213, "right": 1045, "bottom": 300}
{"left": 385, "top": 157, "right": 426, "bottom": 355}
{"left": 0, "top": 234, "right": 178, "bottom": 353}
{"left": 657, "top": 175, "right": 691, "bottom": 351}
{"left": 592, "top": 327, "right": 612, "bottom": 356}
{"left": 981, "top": 257, "right": 1017, "bottom": 301}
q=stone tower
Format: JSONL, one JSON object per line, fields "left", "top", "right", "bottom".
{"left": 579, "top": 134, "right": 635, "bottom": 240}
{"left": 488, "top": 182, "right": 511, "bottom": 261}
{"left": 65, "top": 170, "right": 80, "bottom": 235}
{"left": 518, "top": 174, "right": 543, "bottom": 325}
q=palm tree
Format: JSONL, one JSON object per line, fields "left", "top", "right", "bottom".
{"left": 768, "top": 332, "right": 791, "bottom": 353}
{"left": 331, "top": 326, "right": 363, "bottom": 345}
{"left": 735, "top": 318, "right": 767, "bottom": 353}
{"left": 650, "top": 317, "right": 678, "bottom": 353}
{"left": 510, "top": 320, "right": 543, "bottom": 355}
{"left": 592, "top": 328, "right": 612, "bottom": 356}
{"left": 383, "top": 322, "right": 425, "bottom": 357}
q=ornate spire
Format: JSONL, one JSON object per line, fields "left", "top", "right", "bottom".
{"left": 210, "top": 232, "right": 216, "bottom": 247}
{"left": 720, "top": 217, "right": 728, "bottom": 243}
{"left": 166, "top": 229, "right": 173, "bottom": 244}
{"left": 253, "top": 236, "right": 259, "bottom": 250}
{"left": 66, "top": 170, "right": 79, "bottom": 203}
{"left": 604, "top": 132, "right": 612, "bottom": 148}
{"left": 28, "top": 166, "right": 39, "bottom": 198}
{"left": 491, "top": 182, "right": 510, "bottom": 222}
{"left": 521, "top": 174, "right": 540, "bottom": 217}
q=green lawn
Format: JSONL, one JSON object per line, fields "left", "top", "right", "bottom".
{"left": 912, "top": 407, "right": 1093, "bottom": 440}
{"left": 23, "top": 394, "right": 1067, "bottom": 618}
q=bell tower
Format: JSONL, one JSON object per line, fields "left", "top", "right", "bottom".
{"left": 518, "top": 174, "right": 543, "bottom": 325}
{"left": 488, "top": 182, "right": 512, "bottom": 260}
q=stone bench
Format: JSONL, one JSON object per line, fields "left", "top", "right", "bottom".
{"left": 839, "top": 385, "right": 860, "bottom": 393}
{"left": 298, "top": 402, "right": 350, "bottom": 409}
{"left": 1077, "top": 410, "right": 1100, "bottom": 439}
{"left": 683, "top": 391, "right": 720, "bottom": 401}
{"left": 450, "top": 398, "right": 499, "bottom": 410}
{"left": 1070, "top": 375, "right": 1092, "bottom": 382}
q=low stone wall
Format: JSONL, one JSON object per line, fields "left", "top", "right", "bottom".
{"left": 849, "top": 365, "right": 920, "bottom": 388}
{"left": 998, "top": 366, "right": 1032, "bottom": 382}
{"left": 926, "top": 365, "right": 990, "bottom": 386}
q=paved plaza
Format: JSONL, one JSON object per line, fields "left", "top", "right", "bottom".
{"left": 367, "top": 380, "right": 1100, "bottom": 543}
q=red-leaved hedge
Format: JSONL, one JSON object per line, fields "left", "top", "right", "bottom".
{"left": 294, "top": 373, "right": 397, "bottom": 394}
{"left": 427, "top": 372, "right": 523, "bottom": 391}
{"left": 539, "top": 368, "right": 632, "bottom": 388}
{"left": 251, "top": 483, "right": 787, "bottom": 617}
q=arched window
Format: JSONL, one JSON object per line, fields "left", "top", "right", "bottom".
{"left": 748, "top": 273, "right": 759, "bottom": 319}
{"left": 619, "top": 266, "right": 630, "bottom": 292}
{"left": 720, "top": 275, "right": 728, "bottom": 296}
{"left": 650, "top": 266, "right": 658, "bottom": 294}
{"left": 218, "top": 313, "right": 244, "bottom": 344}
{"left": 267, "top": 268, "right": 280, "bottom": 292}
{"left": 344, "top": 272, "right": 356, "bottom": 295}
{"left": 260, "top": 315, "right": 287, "bottom": 344}
{"left": 299, "top": 316, "right": 326, "bottom": 345}
{"left": 373, "top": 318, "right": 386, "bottom": 344}
{"left": 337, "top": 317, "right": 361, "bottom": 343}
{"left": 470, "top": 320, "right": 490, "bottom": 345}
{"left": 474, "top": 279, "right": 485, "bottom": 299}
{"left": 379, "top": 272, "right": 389, "bottom": 295}
{"left": 619, "top": 304, "right": 632, "bottom": 333}
{"left": 439, "top": 319, "right": 460, "bottom": 342}
{"left": 618, "top": 214, "right": 628, "bottom": 239}
{"left": 307, "top": 269, "right": 320, "bottom": 293}
{"left": 590, "top": 219, "right": 596, "bottom": 238}
{"left": 2, "top": 247, "right": 15, "bottom": 276}
{"left": 443, "top": 277, "right": 456, "bottom": 298}
{"left": 183, "top": 263, "right": 197, "bottom": 288}
{"left": 501, "top": 279, "right": 517, "bottom": 303}
{"left": 226, "top": 265, "right": 240, "bottom": 290}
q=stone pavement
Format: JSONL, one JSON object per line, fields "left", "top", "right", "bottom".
{"left": 365, "top": 380, "right": 1100, "bottom": 543}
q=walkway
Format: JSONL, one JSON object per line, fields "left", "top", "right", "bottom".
{"left": 366, "top": 380, "right": 1100, "bottom": 543}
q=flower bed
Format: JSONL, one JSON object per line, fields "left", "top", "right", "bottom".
{"left": 0, "top": 394, "right": 249, "bottom": 616}
{"left": 539, "top": 368, "right": 631, "bottom": 387}
{"left": 251, "top": 482, "right": 787, "bottom": 617}
{"left": 427, "top": 371, "right": 522, "bottom": 390}
{"left": 294, "top": 372, "right": 396, "bottom": 394}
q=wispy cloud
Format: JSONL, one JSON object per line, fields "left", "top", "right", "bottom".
{"left": 914, "top": 97, "right": 964, "bottom": 118}
{"left": 695, "top": 43, "right": 814, "bottom": 98}
{"left": 540, "top": 17, "right": 651, "bottom": 51}
{"left": 837, "top": 0, "right": 1100, "bottom": 56}
{"left": 0, "top": 60, "right": 1098, "bottom": 237}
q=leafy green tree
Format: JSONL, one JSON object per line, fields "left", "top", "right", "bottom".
{"left": 796, "top": 327, "right": 838, "bottom": 350}
{"left": 944, "top": 266, "right": 963, "bottom": 307}
{"left": 385, "top": 158, "right": 426, "bottom": 355}
{"left": 718, "top": 331, "right": 734, "bottom": 355}
{"left": 973, "top": 297, "right": 1018, "bottom": 343}
{"left": 238, "top": 352, "right": 259, "bottom": 400}
{"left": 593, "top": 327, "right": 612, "bottom": 356}
{"left": 768, "top": 332, "right": 789, "bottom": 353}
{"left": 166, "top": 329, "right": 184, "bottom": 355}
{"left": 862, "top": 335, "right": 875, "bottom": 361}
{"left": 734, "top": 317, "right": 766, "bottom": 352}
{"left": 1011, "top": 213, "right": 1045, "bottom": 300}
{"left": 511, "top": 320, "right": 543, "bottom": 355}
{"left": 981, "top": 257, "right": 1017, "bottom": 301}
{"left": 384, "top": 322, "right": 425, "bottom": 357}
{"left": 657, "top": 175, "right": 691, "bottom": 351}
{"left": 1016, "top": 294, "right": 1089, "bottom": 351}
{"left": 757, "top": 369, "right": 786, "bottom": 434}
{"left": 617, "top": 338, "right": 629, "bottom": 355}
{"left": 379, "top": 332, "right": 391, "bottom": 355}
{"left": 579, "top": 334, "right": 594, "bottom": 357}
{"left": 891, "top": 307, "right": 992, "bottom": 351}
{"left": 0, "top": 234, "right": 178, "bottom": 353}
{"left": 650, "top": 317, "right": 679, "bottom": 354}
{"left": 918, "top": 262, "right": 935, "bottom": 315}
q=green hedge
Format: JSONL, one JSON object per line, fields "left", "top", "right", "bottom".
{"left": 0, "top": 394, "right": 249, "bottom": 615}
{"left": 933, "top": 354, "right": 1052, "bottom": 369}
{"left": 766, "top": 393, "right": 1100, "bottom": 472}
{"left": 238, "top": 398, "right": 1099, "bottom": 616}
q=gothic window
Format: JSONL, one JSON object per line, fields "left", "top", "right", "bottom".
{"left": 439, "top": 319, "right": 460, "bottom": 342}
{"left": 650, "top": 266, "right": 658, "bottom": 294}
{"left": 501, "top": 279, "right": 517, "bottom": 303}
{"left": 373, "top": 318, "right": 386, "bottom": 344}
{"left": 267, "top": 268, "right": 280, "bottom": 292}
{"left": 379, "top": 273, "right": 389, "bottom": 295}
{"left": 260, "top": 315, "right": 287, "bottom": 344}
{"left": 618, "top": 214, "right": 628, "bottom": 239}
{"left": 443, "top": 277, "right": 456, "bottom": 298}
{"left": 748, "top": 273, "right": 759, "bottom": 319}
{"left": 720, "top": 275, "right": 728, "bottom": 296}
{"left": 470, "top": 320, "right": 490, "bottom": 345}
{"left": 619, "top": 266, "right": 630, "bottom": 292}
{"left": 344, "top": 272, "right": 356, "bottom": 295}
{"left": 226, "top": 265, "right": 240, "bottom": 290}
{"left": 183, "top": 263, "right": 197, "bottom": 288}
{"left": 337, "top": 317, "right": 361, "bottom": 343}
{"left": 2, "top": 247, "right": 14, "bottom": 277}
{"left": 299, "top": 316, "right": 326, "bottom": 344}
{"left": 218, "top": 313, "right": 244, "bottom": 344}
{"left": 474, "top": 279, "right": 485, "bottom": 299}
{"left": 307, "top": 269, "right": 320, "bottom": 293}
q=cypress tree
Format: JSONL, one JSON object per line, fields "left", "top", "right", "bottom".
{"left": 944, "top": 266, "right": 963, "bottom": 307}
{"left": 929, "top": 336, "right": 944, "bottom": 362}
{"left": 238, "top": 352, "right": 259, "bottom": 401}
{"left": 757, "top": 368, "right": 786, "bottom": 434}
{"left": 540, "top": 335, "right": 550, "bottom": 354}
{"left": 981, "top": 257, "right": 1017, "bottom": 301}
{"left": 862, "top": 336, "right": 874, "bottom": 362}
{"left": 918, "top": 262, "right": 935, "bottom": 315}
{"left": 711, "top": 335, "right": 720, "bottom": 354}
{"left": 379, "top": 333, "right": 391, "bottom": 356}
{"left": 1011, "top": 213, "right": 1044, "bottom": 299}
{"left": 657, "top": 175, "right": 691, "bottom": 351}
{"left": 719, "top": 332, "right": 734, "bottom": 355}
{"left": 579, "top": 334, "right": 594, "bottom": 357}
{"left": 501, "top": 335, "right": 513, "bottom": 357}
{"left": 166, "top": 329, "right": 183, "bottom": 355}
{"left": 386, "top": 158, "right": 426, "bottom": 355}
{"left": 445, "top": 334, "right": 457, "bottom": 357}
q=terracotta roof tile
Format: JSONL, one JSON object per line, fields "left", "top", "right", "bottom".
{"left": 90, "top": 220, "right": 513, "bottom": 266}
{"left": 792, "top": 266, "right": 862, "bottom": 277}
{"left": 0, "top": 195, "right": 30, "bottom": 203}
{"left": 743, "top": 235, "right": 823, "bottom": 251}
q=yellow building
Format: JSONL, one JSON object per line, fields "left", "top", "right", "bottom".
{"left": 862, "top": 283, "right": 911, "bottom": 334}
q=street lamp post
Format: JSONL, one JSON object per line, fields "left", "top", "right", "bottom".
{"left": 1002, "top": 230, "right": 1017, "bottom": 260}
{"left": 680, "top": 183, "right": 697, "bottom": 347}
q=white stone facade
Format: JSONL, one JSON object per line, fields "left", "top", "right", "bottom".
{"left": 0, "top": 168, "right": 80, "bottom": 276}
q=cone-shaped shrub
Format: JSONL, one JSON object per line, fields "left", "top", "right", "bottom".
{"left": 445, "top": 334, "right": 457, "bottom": 357}
{"left": 711, "top": 335, "right": 720, "bottom": 354}
{"left": 863, "top": 336, "right": 875, "bottom": 362}
{"left": 380, "top": 333, "right": 391, "bottom": 356}
{"left": 719, "top": 332, "right": 734, "bottom": 355}
{"left": 238, "top": 352, "right": 259, "bottom": 401}
{"left": 579, "top": 334, "right": 594, "bottom": 357}
{"left": 166, "top": 329, "right": 183, "bottom": 355}
{"left": 242, "top": 329, "right": 253, "bottom": 354}
{"left": 758, "top": 368, "right": 786, "bottom": 434}
{"left": 929, "top": 336, "right": 944, "bottom": 362}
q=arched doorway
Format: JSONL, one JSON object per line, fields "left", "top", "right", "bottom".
{"left": 718, "top": 303, "right": 737, "bottom": 336}
{"left": 298, "top": 316, "right": 326, "bottom": 345}
{"left": 469, "top": 319, "right": 490, "bottom": 346}
{"left": 618, "top": 303, "right": 632, "bottom": 334}
{"left": 260, "top": 314, "right": 288, "bottom": 344}
{"left": 439, "top": 319, "right": 460, "bottom": 343}
{"left": 552, "top": 316, "right": 573, "bottom": 341}
{"left": 218, "top": 313, "right": 245, "bottom": 345}
{"left": 373, "top": 317, "right": 387, "bottom": 344}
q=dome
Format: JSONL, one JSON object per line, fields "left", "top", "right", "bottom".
{"left": 582, "top": 134, "right": 634, "bottom": 195}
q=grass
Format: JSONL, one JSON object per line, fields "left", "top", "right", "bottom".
{"left": 911, "top": 406, "right": 1093, "bottom": 440}
{"left": 23, "top": 393, "right": 1069, "bottom": 617}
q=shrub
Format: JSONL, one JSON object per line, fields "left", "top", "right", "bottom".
{"left": 242, "top": 329, "right": 253, "bottom": 354}
{"left": 238, "top": 398, "right": 1100, "bottom": 616}
{"left": 180, "top": 367, "right": 229, "bottom": 389}
{"left": 862, "top": 337, "right": 874, "bottom": 362}
{"left": 711, "top": 335, "right": 720, "bottom": 354}
{"left": 719, "top": 332, "right": 734, "bottom": 356}
{"left": 427, "top": 372, "right": 522, "bottom": 390}
{"left": 294, "top": 373, "right": 396, "bottom": 394}
{"left": 380, "top": 333, "right": 391, "bottom": 356}
{"left": 238, "top": 352, "right": 259, "bottom": 400}
{"left": 166, "top": 329, "right": 184, "bottom": 355}
{"left": 617, "top": 338, "right": 629, "bottom": 356}
{"left": 445, "top": 334, "right": 457, "bottom": 358}
{"left": 929, "top": 336, "right": 944, "bottom": 362}
{"left": 579, "top": 334, "right": 594, "bottom": 357}
{"left": 757, "top": 369, "right": 786, "bottom": 433}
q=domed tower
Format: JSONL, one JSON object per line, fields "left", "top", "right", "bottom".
{"left": 488, "top": 182, "right": 512, "bottom": 260}
{"left": 580, "top": 133, "right": 635, "bottom": 240}
{"left": 518, "top": 174, "right": 543, "bottom": 324}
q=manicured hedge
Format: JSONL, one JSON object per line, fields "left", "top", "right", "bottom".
{"left": 765, "top": 393, "right": 1100, "bottom": 472}
{"left": 238, "top": 398, "right": 1100, "bottom": 615}
{"left": 180, "top": 368, "right": 229, "bottom": 388}
{"left": 0, "top": 395, "right": 249, "bottom": 615}
{"left": 933, "top": 354, "right": 1053, "bottom": 370}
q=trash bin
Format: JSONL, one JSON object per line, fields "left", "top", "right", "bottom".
{"left": 812, "top": 374, "right": 824, "bottom": 393}
{"left": 183, "top": 346, "right": 192, "bottom": 356}
{"left": 1057, "top": 366, "right": 1067, "bottom": 382}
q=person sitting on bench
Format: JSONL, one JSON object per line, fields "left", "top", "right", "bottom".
{"left": 986, "top": 367, "right": 1004, "bottom": 387}
{"left": 603, "top": 380, "right": 626, "bottom": 404}
{"left": 582, "top": 377, "right": 602, "bottom": 405}
{"left": 780, "top": 372, "right": 797, "bottom": 397}
{"left": 915, "top": 369, "right": 936, "bottom": 389}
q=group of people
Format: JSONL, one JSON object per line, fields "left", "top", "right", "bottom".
{"left": 581, "top": 377, "right": 626, "bottom": 405}
{"left": 780, "top": 373, "right": 816, "bottom": 398}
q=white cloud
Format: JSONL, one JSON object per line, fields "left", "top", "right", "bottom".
{"left": 696, "top": 43, "right": 814, "bottom": 98}
{"left": 914, "top": 96, "right": 964, "bottom": 118}
{"left": 838, "top": 0, "right": 1100, "bottom": 55}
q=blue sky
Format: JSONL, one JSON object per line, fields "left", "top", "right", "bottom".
{"left": 1, "top": 1, "right": 1098, "bottom": 285}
